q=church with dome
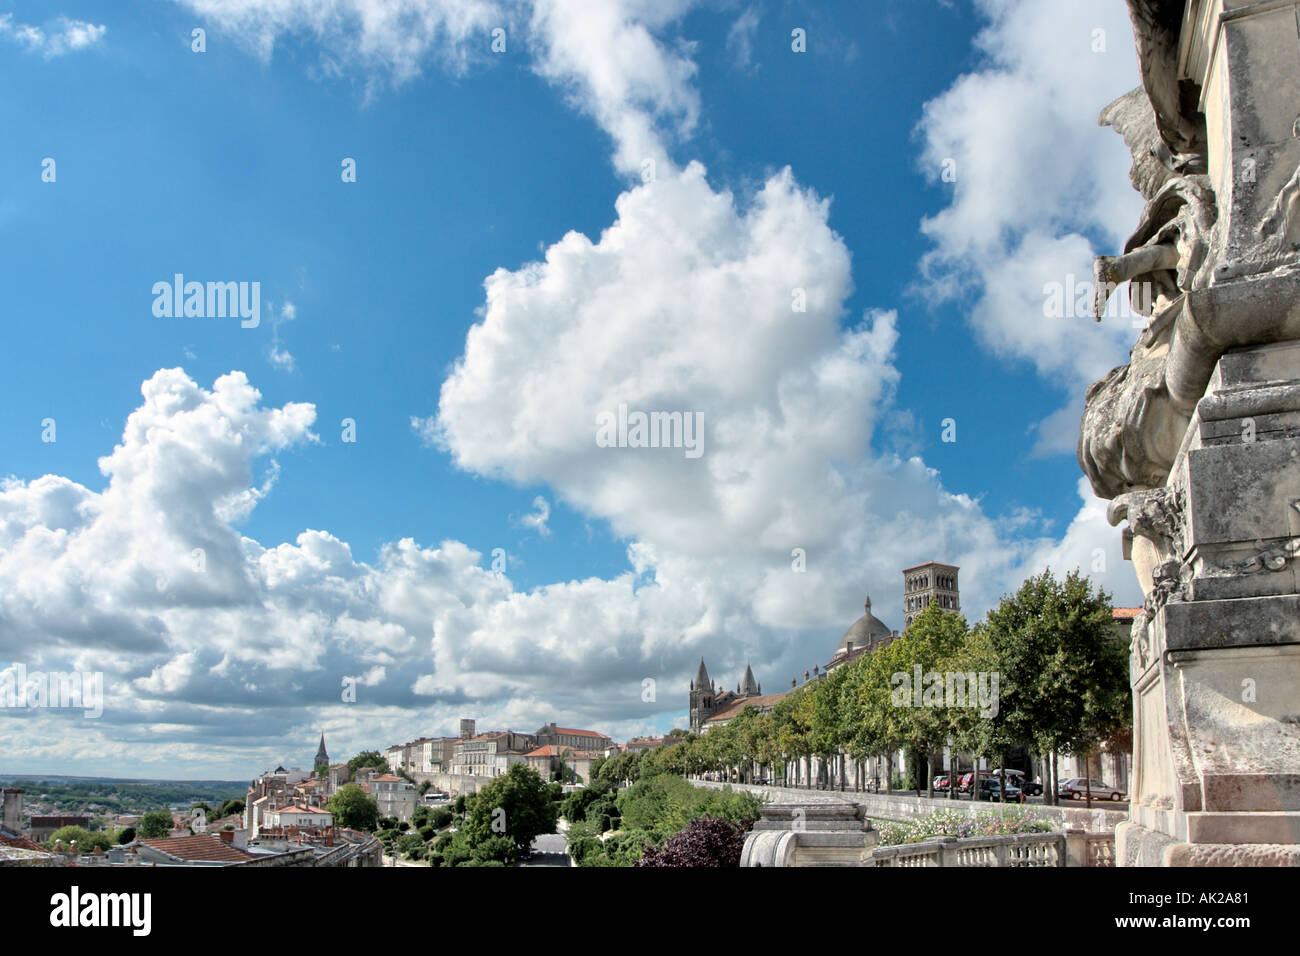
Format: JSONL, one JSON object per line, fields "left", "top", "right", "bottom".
{"left": 688, "top": 561, "right": 959, "bottom": 733}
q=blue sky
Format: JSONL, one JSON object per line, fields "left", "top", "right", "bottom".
{"left": 0, "top": 0, "right": 1147, "bottom": 777}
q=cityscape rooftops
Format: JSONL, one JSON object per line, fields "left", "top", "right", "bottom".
{"left": 137, "top": 834, "right": 256, "bottom": 865}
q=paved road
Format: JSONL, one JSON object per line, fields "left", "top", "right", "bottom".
{"left": 518, "top": 832, "right": 569, "bottom": 867}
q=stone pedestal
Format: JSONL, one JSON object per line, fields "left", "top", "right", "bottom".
{"left": 739, "top": 803, "right": 879, "bottom": 867}
{"left": 1116, "top": 339, "right": 1300, "bottom": 866}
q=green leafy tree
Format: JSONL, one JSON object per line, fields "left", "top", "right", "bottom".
{"left": 347, "top": 750, "right": 388, "bottom": 774}
{"left": 811, "top": 666, "right": 853, "bottom": 790}
{"left": 772, "top": 688, "right": 813, "bottom": 788}
{"left": 460, "top": 763, "right": 558, "bottom": 858}
{"left": 885, "top": 602, "right": 971, "bottom": 797}
{"left": 215, "top": 798, "right": 245, "bottom": 820}
{"left": 746, "top": 712, "right": 779, "bottom": 782}
{"left": 561, "top": 786, "right": 605, "bottom": 823}
{"left": 47, "top": 825, "right": 112, "bottom": 851}
{"left": 843, "top": 645, "right": 904, "bottom": 792}
{"left": 138, "top": 809, "right": 173, "bottom": 839}
{"left": 989, "top": 570, "right": 1130, "bottom": 805}
{"left": 429, "top": 808, "right": 453, "bottom": 829}
{"left": 328, "top": 783, "right": 380, "bottom": 831}
{"left": 946, "top": 621, "right": 1011, "bottom": 801}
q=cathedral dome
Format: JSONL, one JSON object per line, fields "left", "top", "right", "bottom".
{"left": 836, "top": 595, "right": 892, "bottom": 656}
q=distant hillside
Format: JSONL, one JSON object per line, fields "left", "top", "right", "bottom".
{"left": 0, "top": 774, "right": 247, "bottom": 820}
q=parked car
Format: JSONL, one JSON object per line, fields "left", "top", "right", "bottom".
{"left": 1057, "top": 777, "right": 1124, "bottom": 801}
{"left": 988, "top": 768, "right": 1042, "bottom": 796}
{"left": 978, "top": 777, "right": 1022, "bottom": 801}
{"left": 933, "top": 775, "right": 950, "bottom": 792}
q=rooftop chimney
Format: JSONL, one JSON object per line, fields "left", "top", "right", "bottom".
{"left": 1, "top": 788, "right": 23, "bottom": 832}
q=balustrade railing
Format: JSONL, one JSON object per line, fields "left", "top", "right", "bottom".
{"left": 870, "top": 829, "right": 1111, "bottom": 867}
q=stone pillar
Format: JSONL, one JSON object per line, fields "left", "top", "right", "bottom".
{"left": 1084, "top": 0, "right": 1300, "bottom": 867}
{"left": 1115, "top": 340, "right": 1300, "bottom": 865}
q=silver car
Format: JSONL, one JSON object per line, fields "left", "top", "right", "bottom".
{"left": 1057, "top": 777, "right": 1124, "bottom": 801}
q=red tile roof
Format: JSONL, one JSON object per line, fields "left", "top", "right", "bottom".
{"left": 139, "top": 834, "right": 255, "bottom": 863}
{"left": 1112, "top": 607, "right": 1143, "bottom": 620}
{"left": 524, "top": 746, "right": 566, "bottom": 757}
{"left": 550, "top": 727, "right": 610, "bottom": 739}
{"left": 0, "top": 832, "right": 43, "bottom": 852}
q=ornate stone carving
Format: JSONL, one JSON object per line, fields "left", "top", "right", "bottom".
{"left": 1223, "top": 500, "right": 1300, "bottom": 574}
{"left": 1107, "top": 486, "right": 1185, "bottom": 557}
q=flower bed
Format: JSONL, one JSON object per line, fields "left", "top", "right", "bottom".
{"left": 877, "top": 806, "right": 1052, "bottom": 846}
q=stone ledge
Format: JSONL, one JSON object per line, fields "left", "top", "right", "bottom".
{"left": 1186, "top": 810, "right": 1300, "bottom": 844}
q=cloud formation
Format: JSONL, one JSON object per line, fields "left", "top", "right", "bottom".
{"left": 915, "top": 0, "right": 1146, "bottom": 449}
{"left": 0, "top": 0, "right": 1148, "bottom": 776}
{"left": 0, "top": 14, "right": 106, "bottom": 57}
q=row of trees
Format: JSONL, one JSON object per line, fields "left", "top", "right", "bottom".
{"left": 599, "top": 571, "right": 1130, "bottom": 805}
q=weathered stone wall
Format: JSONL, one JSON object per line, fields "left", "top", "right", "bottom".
{"left": 412, "top": 771, "right": 494, "bottom": 796}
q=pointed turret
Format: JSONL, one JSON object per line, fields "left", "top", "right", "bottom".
{"left": 741, "top": 662, "right": 759, "bottom": 697}
{"left": 314, "top": 733, "right": 329, "bottom": 771}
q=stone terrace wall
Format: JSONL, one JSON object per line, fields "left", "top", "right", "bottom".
{"left": 413, "top": 771, "right": 494, "bottom": 796}
{"left": 691, "top": 779, "right": 1125, "bottom": 833}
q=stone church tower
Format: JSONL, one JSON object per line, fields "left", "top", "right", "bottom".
{"left": 314, "top": 733, "right": 329, "bottom": 773}
{"left": 902, "top": 561, "right": 960, "bottom": 628}
{"left": 690, "top": 659, "right": 763, "bottom": 732}
{"left": 689, "top": 659, "right": 716, "bottom": 733}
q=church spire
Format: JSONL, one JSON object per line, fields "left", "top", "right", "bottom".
{"left": 741, "top": 662, "right": 759, "bottom": 697}
{"left": 315, "top": 732, "right": 329, "bottom": 772}
{"left": 695, "top": 658, "right": 711, "bottom": 691}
